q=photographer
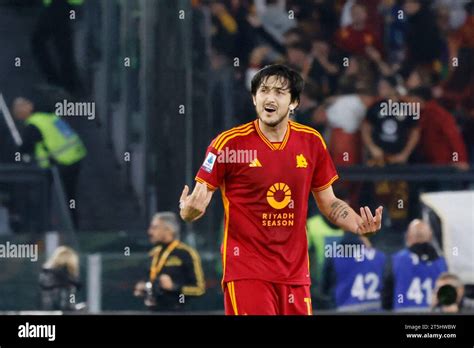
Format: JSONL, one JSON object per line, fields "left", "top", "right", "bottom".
{"left": 134, "top": 212, "right": 205, "bottom": 312}
{"left": 432, "top": 273, "right": 471, "bottom": 313}
{"left": 383, "top": 219, "right": 447, "bottom": 311}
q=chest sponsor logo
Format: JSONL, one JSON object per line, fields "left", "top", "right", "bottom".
{"left": 296, "top": 154, "right": 308, "bottom": 168}
{"left": 267, "top": 183, "right": 292, "bottom": 209}
{"left": 263, "top": 182, "right": 295, "bottom": 227}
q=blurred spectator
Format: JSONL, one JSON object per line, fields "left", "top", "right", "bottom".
{"left": 433, "top": 47, "right": 474, "bottom": 162}
{"left": 362, "top": 76, "right": 420, "bottom": 165}
{"left": 325, "top": 93, "right": 375, "bottom": 166}
{"left": 39, "top": 246, "right": 82, "bottom": 311}
{"left": 309, "top": 37, "right": 341, "bottom": 98}
{"left": 285, "top": 40, "right": 314, "bottom": 78}
{"left": 340, "top": 0, "right": 357, "bottom": 27}
{"left": 450, "top": 1, "right": 474, "bottom": 51}
{"left": 307, "top": 213, "right": 344, "bottom": 309}
{"left": 283, "top": 27, "right": 306, "bottom": 47}
{"left": 306, "top": 185, "right": 352, "bottom": 308}
{"left": 254, "top": 0, "right": 296, "bottom": 45}
{"left": 434, "top": 47, "right": 474, "bottom": 114}
{"left": 404, "top": 65, "right": 435, "bottom": 91}
{"left": 361, "top": 77, "right": 420, "bottom": 227}
{"left": 340, "top": 0, "right": 383, "bottom": 31}
{"left": 292, "top": 82, "right": 321, "bottom": 130}
{"left": 402, "top": 0, "right": 444, "bottom": 72}
{"left": 228, "top": 0, "right": 256, "bottom": 68}
{"left": 12, "top": 97, "right": 87, "bottom": 226}
{"left": 323, "top": 234, "right": 387, "bottom": 312}
{"left": 365, "top": 44, "right": 395, "bottom": 77}
{"left": 134, "top": 212, "right": 205, "bottom": 311}
{"left": 383, "top": 219, "right": 447, "bottom": 312}
{"left": 408, "top": 87, "right": 469, "bottom": 169}
{"left": 434, "top": 0, "right": 469, "bottom": 30}
{"left": 210, "top": 1, "right": 239, "bottom": 59}
{"left": 334, "top": 2, "right": 383, "bottom": 58}
{"left": 337, "top": 55, "right": 376, "bottom": 94}
{"left": 379, "top": 0, "right": 407, "bottom": 64}
{"left": 32, "top": 0, "right": 83, "bottom": 96}
{"left": 288, "top": 0, "right": 338, "bottom": 40}
{"left": 244, "top": 6, "right": 287, "bottom": 61}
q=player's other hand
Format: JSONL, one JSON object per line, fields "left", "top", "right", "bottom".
{"left": 356, "top": 206, "right": 383, "bottom": 236}
{"left": 179, "top": 182, "right": 213, "bottom": 222}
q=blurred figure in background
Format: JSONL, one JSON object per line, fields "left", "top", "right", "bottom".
{"left": 433, "top": 47, "right": 474, "bottom": 163}
{"left": 12, "top": 97, "right": 86, "bottom": 227}
{"left": 307, "top": 212, "right": 344, "bottom": 309}
{"left": 39, "top": 246, "right": 82, "bottom": 311}
{"left": 134, "top": 212, "right": 205, "bottom": 312}
{"left": 322, "top": 233, "right": 387, "bottom": 312}
{"left": 408, "top": 87, "right": 469, "bottom": 170}
{"left": 334, "top": 2, "right": 383, "bottom": 58}
{"left": 32, "top": 0, "right": 84, "bottom": 96}
{"left": 402, "top": 0, "right": 445, "bottom": 73}
{"left": 383, "top": 219, "right": 447, "bottom": 312}
{"left": 361, "top": 76, "right": 420, "bottom": 228}
{"left": 362, "top": 76, "right": 420, "bottom": 165}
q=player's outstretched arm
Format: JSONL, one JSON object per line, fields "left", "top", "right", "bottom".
{"left": 313, "top": 185, "right": 383, "bottom": 235}
{"left": 179, "top": 182, "right": 214, "bottom": 222}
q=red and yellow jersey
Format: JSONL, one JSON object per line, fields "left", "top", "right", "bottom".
{"left": 196, "top": 120, "right": 338, "bottom": 285}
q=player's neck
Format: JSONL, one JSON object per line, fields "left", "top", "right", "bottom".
{"left": 257, "top": 118, "right": 289, "bottom": 142}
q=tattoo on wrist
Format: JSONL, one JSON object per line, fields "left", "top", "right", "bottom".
{"left": 328, "top": 200, "right": 350, "bottom": 223}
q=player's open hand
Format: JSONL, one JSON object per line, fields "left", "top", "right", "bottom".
{"left": 179, "top": 182, "right": 213, "bottom": 222}
{"left": 356, "top": 206, "right": 383, "bottom": 236}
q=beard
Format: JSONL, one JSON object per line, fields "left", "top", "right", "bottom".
{"left": 257, "top": 105, "right": 290, "bottom": 128}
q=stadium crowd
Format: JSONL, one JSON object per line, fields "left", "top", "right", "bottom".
{"left": 197, "top": 0, "right": 473, "bottom": 168}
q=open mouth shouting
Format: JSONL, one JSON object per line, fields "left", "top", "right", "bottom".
{"left": 263, "top": 104, "right": 277, "bottom": 114}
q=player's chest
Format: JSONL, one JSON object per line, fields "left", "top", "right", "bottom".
{"left": 224, "top": 144, "right": 315, "bottom": 189}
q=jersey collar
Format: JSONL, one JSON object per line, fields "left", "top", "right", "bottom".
{"left": 254, "top": 119, "right": 291, "bottom": 151}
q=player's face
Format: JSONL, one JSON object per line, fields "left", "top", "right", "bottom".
{"left": 253, "top": 76, "right": 298, "bottom": 127}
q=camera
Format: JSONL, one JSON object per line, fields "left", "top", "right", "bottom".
{"left": 436, "top": 284, "right": 458, "bottom": 306}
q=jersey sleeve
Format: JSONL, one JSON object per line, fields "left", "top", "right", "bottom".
{"left": 195, "top": 138, "right": 225, "bottom": 191}
{"left": 311, "top": 136, "right": 339, "bottom": 192}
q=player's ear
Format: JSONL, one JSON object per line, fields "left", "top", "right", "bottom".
{"left": 252, "top": 95, "right": 256, "bottom": 106}
{"left": 289, "top": 99, "right": 299, "bottom": 111}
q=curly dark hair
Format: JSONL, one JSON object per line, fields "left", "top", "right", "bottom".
{"left": 250, "top": 64, "right": 305, "bottom": 104}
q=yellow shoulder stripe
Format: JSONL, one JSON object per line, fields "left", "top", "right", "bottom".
{"left": 290, "top": 125, "right": 327, "bottom": 149}
{"left": 290, "top": 121, "right": 322, "bottom": 134}
{"left": 212, "top": 122, "right": 254, "bottom": 149}
{"left": 215, "top": 128, "right": 255, "bottom": 151}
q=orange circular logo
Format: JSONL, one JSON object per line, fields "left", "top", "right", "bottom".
{"left": 266, "top": 183, "right": 292, "bottom": 209}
